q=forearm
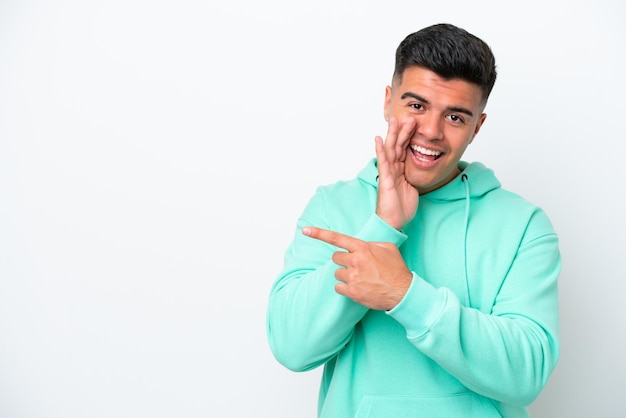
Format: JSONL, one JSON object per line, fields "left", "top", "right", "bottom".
{"left": 390, "top": 276, "right": 558, "bottom": 405}
{"left": 389, "top": 233, "right": 560, "bottom": 405}
{"left": 267, "top": 261, "right": 368, "bottom": 372}
{"left": 268, "top": 212, "right": 407, "bottom": 372}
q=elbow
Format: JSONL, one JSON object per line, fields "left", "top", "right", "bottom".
{"left": 267, "top": 333, "right": 323, "bottom": 372}
{"left": 509, "top": 385, "right": 544, "bottom": 408}
{"left": 486, "top": 373, "right": 548, "bottom": 408}
{"left": 273, "top": 350, "right": 320, "bottom": 373}
{"left": 267, "top": 320, "right": 326, "bottom": 372}
{"left": 503, "top": 321, "right": 560, "bottom": 407}
{"left": 499, "top": 349, "right": 559, "bottom": 407}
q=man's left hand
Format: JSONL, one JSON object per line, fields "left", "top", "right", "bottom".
{"left": 303, "top": 226, "right": 413, "bottom": 311}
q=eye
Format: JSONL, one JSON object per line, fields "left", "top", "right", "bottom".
{"left": 448, "top": 114, "right": 465, "bottom": 124}
{"left": 410, "top": 103, "right": 424, "bottom": 110}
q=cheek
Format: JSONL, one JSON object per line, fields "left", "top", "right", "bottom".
{"left": 457, "top": 139, "right": 473, "bottom": 156}
{"left": 446, "top": 136, "right": 473, "bottom": 159}
{"left": 392, "top": 109, "right": 420, "bottom": 126}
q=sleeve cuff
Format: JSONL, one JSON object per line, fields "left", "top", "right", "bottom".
{"left": 354, "top": 213, "right": 407, "bottom": 246}
{"left": 387, "top": 272, "right": 448, "bottom": 340}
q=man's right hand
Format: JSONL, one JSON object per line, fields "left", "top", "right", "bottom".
{"left": 374, "top": 116, "right": 419, "bottom": 231}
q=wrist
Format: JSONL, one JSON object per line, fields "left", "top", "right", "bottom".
{"left": 375, "top": 209, "right": 406, "bottom": 231}
{"left": 385, "top": 271, "right": 413, "bottom": 311}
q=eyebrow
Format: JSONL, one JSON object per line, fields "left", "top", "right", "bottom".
{"left": 400, "top": 92, "right": 475, "bottom": 118}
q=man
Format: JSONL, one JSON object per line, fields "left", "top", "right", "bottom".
{"left": 266, "top": 23, "right": 560, "bottom": 418}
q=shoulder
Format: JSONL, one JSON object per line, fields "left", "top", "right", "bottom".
{"left": 299, "top": 162, "right": 378, "bottom": 232}
{"left": 312, "top": 158, "right": 379, "bottom": 200}
{"left": 478, "top": 186, "right": 558, "bottom": 240}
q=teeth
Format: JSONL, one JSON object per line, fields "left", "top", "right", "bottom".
{"left": 410, "top": 145, "right": 441, "bottom": 156}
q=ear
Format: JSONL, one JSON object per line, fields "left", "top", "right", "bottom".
{"left": 383, "top": 86, "right": 392, "bottom": 122}
{"left": 469, "top": 113, "right": 487, "bottom": 144}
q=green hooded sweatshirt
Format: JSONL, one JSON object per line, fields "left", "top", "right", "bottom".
{"left": 267, "top": 159, "right": 560, "bottom": 418}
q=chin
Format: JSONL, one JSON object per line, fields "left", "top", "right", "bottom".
{"left": 405, "top": 168, "right": 436, "bottom": 188}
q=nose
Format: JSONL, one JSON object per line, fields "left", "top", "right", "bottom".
{"left": 415, "top": 112, "right": 443, "bottom": 141}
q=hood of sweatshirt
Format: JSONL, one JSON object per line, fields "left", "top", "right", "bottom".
{"left": 357, "top": 158, "right": 501, "bottom": 200}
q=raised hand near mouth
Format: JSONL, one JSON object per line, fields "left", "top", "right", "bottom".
{"left": 375, "top": 116, "right": 419, "bottom": 231}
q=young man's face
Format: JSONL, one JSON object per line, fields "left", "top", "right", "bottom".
{"left": 384, "top": 66, "right": 487, "bottom": 194}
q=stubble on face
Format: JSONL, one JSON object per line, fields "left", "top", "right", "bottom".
{"left": 384, "top": 67, "right": 486, "bottom": 194}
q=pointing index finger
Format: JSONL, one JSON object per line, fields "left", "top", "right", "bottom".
{"left": 302, "top": 226, "right": 364, "bottom": 253}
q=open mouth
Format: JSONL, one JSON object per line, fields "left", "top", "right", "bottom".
{"left": 409, "top": 144, "right": 442, "bottom": 161}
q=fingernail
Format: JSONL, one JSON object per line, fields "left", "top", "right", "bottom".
{"left": 302, "top": 226, "right": 311, "bottom": 236}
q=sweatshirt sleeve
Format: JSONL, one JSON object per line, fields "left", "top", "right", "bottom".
{"left": 267, "top": 188, "right": 406, "bottom": 372}
{"left": 387, "top": 209, "right": 561, "bottom": 406}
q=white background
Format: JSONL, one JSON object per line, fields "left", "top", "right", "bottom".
{"left": 0, "top": 0, "right": 624, "bottom": 417}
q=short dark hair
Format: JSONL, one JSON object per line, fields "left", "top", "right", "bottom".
{"left": 393, "top": 23, "right": 497, "bottom": 104}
